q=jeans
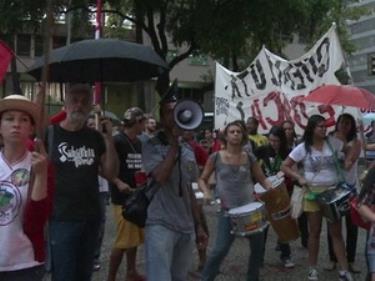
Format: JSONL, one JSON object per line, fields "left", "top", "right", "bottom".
{"left": 94, "top": 192, "right": 108, "bottom": 261}
{"left": 202, "top": 212, "right": 264, "bottom": 281}
{"left": 327, "top": 213, "right": 358, "bottom": 263}
{"left": 0, "top": 265, "right": 45, "bottom": 281}
{"left": 49, "top": 219, "right": 101, "bottom": 281}
{"left": 145, "top": 224, "right": 195, "bottom": 281}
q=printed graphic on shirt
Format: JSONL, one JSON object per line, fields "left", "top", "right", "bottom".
{"left": 58, "top": 142, "right": 96, "bottom": 168}
{"left": 306, "top": 155, "right": 335, "bottom": 172}
{"left": 126, "top": 153, "right": 142, "bottom": 169}
{"left": 0, "top": 181, "right": 22, "bottom": 226}
{"left": 10, "top": 168, "right": 30, "bottom": 187}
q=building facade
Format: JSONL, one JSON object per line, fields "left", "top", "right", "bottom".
{"left": 347, "top": 0, "right": 375, "bottom": 92}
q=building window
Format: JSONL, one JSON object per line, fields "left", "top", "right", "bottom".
{"left": 16, "top": 34, "right": 31, "bottom": 57}
{"left": 35, "top": 35, "right": 44, "bottom": 57}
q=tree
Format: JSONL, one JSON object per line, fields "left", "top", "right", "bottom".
{"left": 104, "top": 0, "right": 366, "bottom": 94}
{"left": 296, "top": 0, "right": 368, "bottom": 54}
{"left": 0, "top": 0, "right": 368, "bottom": 95}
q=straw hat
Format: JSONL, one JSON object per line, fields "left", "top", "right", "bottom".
{"left": 0, "top": 95, "right": 40, "bottom": 124}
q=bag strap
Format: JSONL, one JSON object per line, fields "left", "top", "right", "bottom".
{"left": 47, "top": 125, "right": 54, "bottom": 161}
{"left": 326, "top": 138, "right": 346, "bottom": 183}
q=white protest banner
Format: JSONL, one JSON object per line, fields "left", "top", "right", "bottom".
{"left": 215, "top": 24, "right": 348, "bottom": 134}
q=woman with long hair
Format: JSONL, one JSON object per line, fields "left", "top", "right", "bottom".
{"left": 325, "top": 113, "right": 361, "bottom": 273}
{"left": 199, "top": 120, "right": 272, "bottom": 281}
{"left": 281, "top": 120, "right": 309, "bottom": 248}
{"left": 0, "top": 95, "right": 49, "bottom": 281}
{"left": 281, "top": 120, "right": 298, "bottom": 149}
{"left": 281, "top": 115, "right": 353, "bottom": 281}
{"left": 255, "top": 126, "right": 294, "bottom": 268}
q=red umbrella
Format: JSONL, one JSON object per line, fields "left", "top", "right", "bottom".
{"left": 303, "top": 84, "right": 375, "bottom": 110}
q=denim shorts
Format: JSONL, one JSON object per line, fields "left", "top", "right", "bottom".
{"left": 367, "top": 228, "right": 375, "bottom": 272}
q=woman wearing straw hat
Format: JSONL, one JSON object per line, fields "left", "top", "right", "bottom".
{"left": 0, "top": 95, "right": 49, "bottom": 281}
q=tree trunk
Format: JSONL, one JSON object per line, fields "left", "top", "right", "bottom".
{"left": 135, "top": 2, "right": 145, "bottom": 108}
{"left": 66, "top": 0, "right": 72, "bottom": 45}
{"left": 10, "top": 57, "right": 22, "bottom": 95}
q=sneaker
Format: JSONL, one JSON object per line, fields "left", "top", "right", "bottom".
{"left": 308, "top": 268, "right": 318, "bottom": 281}
{"left": 282, "top": 258, "right": 295, "bottom": 268}
{"left": 339, "top": 271, "right": 353, "bottom": 281}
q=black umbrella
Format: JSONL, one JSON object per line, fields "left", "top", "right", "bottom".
{"left": 27, "top": 38, "right": 168, "bottom": 82}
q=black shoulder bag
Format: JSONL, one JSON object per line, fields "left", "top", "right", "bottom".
{"left": 122, "top": 178, "right": 159, "bottom": 227}
{"left": 121, "top": 133, "right": 163, "bottom": 227}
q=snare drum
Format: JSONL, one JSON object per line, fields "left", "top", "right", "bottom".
{"left": 254, "top": 175, "right": 299, "bottom": 242}
{"left": 227, "top": 202, "right": 268, "bottom": 237}
{"left": 316, "top": 186, "right": 352, "bottom": 222}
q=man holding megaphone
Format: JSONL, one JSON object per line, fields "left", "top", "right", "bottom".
{"left": 142, "top": 81, "right": 208, "bottom": 281}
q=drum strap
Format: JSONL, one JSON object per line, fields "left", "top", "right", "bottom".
{"left": 326, "top": 139, "right": 346, "bottom": 183}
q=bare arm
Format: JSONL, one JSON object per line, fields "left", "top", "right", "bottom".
{"left": 281, "top": 157, "right": 307, "bottom": 186}
{"left": 188, "top": 184, "right": 208, "bottom": 247}
{"left": 358, "top": 204, "right": 375, "bottom": 223}
{"left": 344, "top": 139, "right": 361, "bottom": 170}
{"left": 112, "top": 177, "right": 135, "bottom": 193}
{"left": 30, "top": 139, "right": 48, "bottom": 201}
{"left": 198, "top": 155, "right": 215, "bottom": 201}
{"left": 151, "top": 143, "right": 179, "bottom": 185}
{"left": 251, "top": 161, "right": 272, "bottom": 190}
{"left": 100, "top": 135, "right": 119, "bottom": 181}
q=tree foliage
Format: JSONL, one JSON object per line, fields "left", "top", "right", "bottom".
{"left": 0, "top": 0, "right": 368, "bottom": 94}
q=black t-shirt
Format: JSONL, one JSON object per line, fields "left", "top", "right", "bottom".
{"left": 49, "top": 125, "right": 105, "bottom": 221}
{"left": 110, "top": 132, "right": 142, "bottom": 205}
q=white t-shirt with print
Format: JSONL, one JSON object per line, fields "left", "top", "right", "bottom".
{"left": 289, "top": 137, "right": 344, "bottom": 187}
{"left": 0, "top": 151, "right": 42, "bottom": 271}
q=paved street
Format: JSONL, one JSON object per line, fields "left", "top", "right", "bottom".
{"left": 45, "top": 203, "right": 368, "bottom": 281}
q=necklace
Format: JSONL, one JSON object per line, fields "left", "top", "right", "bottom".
{"left": 1, "top": 149, "right": 28, "bottom": 169}
{"left": 123, "top": 133, "right": 138, "bottom": 154}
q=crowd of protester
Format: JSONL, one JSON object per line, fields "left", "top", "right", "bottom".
{"left": 2, "top": 84, "right": 375, "bottom": 281}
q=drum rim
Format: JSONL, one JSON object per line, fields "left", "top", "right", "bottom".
{"left": 228, "top": 201, "right": 264, "bottom": 215}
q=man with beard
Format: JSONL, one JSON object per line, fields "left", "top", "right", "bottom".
{"left": 139, "top": 114, "right": 157, "bottom": 143}
{"left": 47, "top": 84, "right": 119, "bottom": 281}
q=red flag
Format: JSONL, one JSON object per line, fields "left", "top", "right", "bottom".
{"left": 0, "top": 40, "right": 13, "bottom": 83}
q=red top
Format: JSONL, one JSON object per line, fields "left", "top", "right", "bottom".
{"left": 49, "top": 110, "right": 66, "bottom": 124}
{"left": 23, "top": 145, "right": 54, "bottom": 262}
{"left": 211, "top": 139, "right": 223, "bottom": 153}
{"left": 188, "top": 140, "right": 208, "bottom": 167}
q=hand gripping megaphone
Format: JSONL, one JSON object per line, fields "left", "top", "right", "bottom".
{"left": 174, "top": 99, "right": 204, "bottom": 130}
